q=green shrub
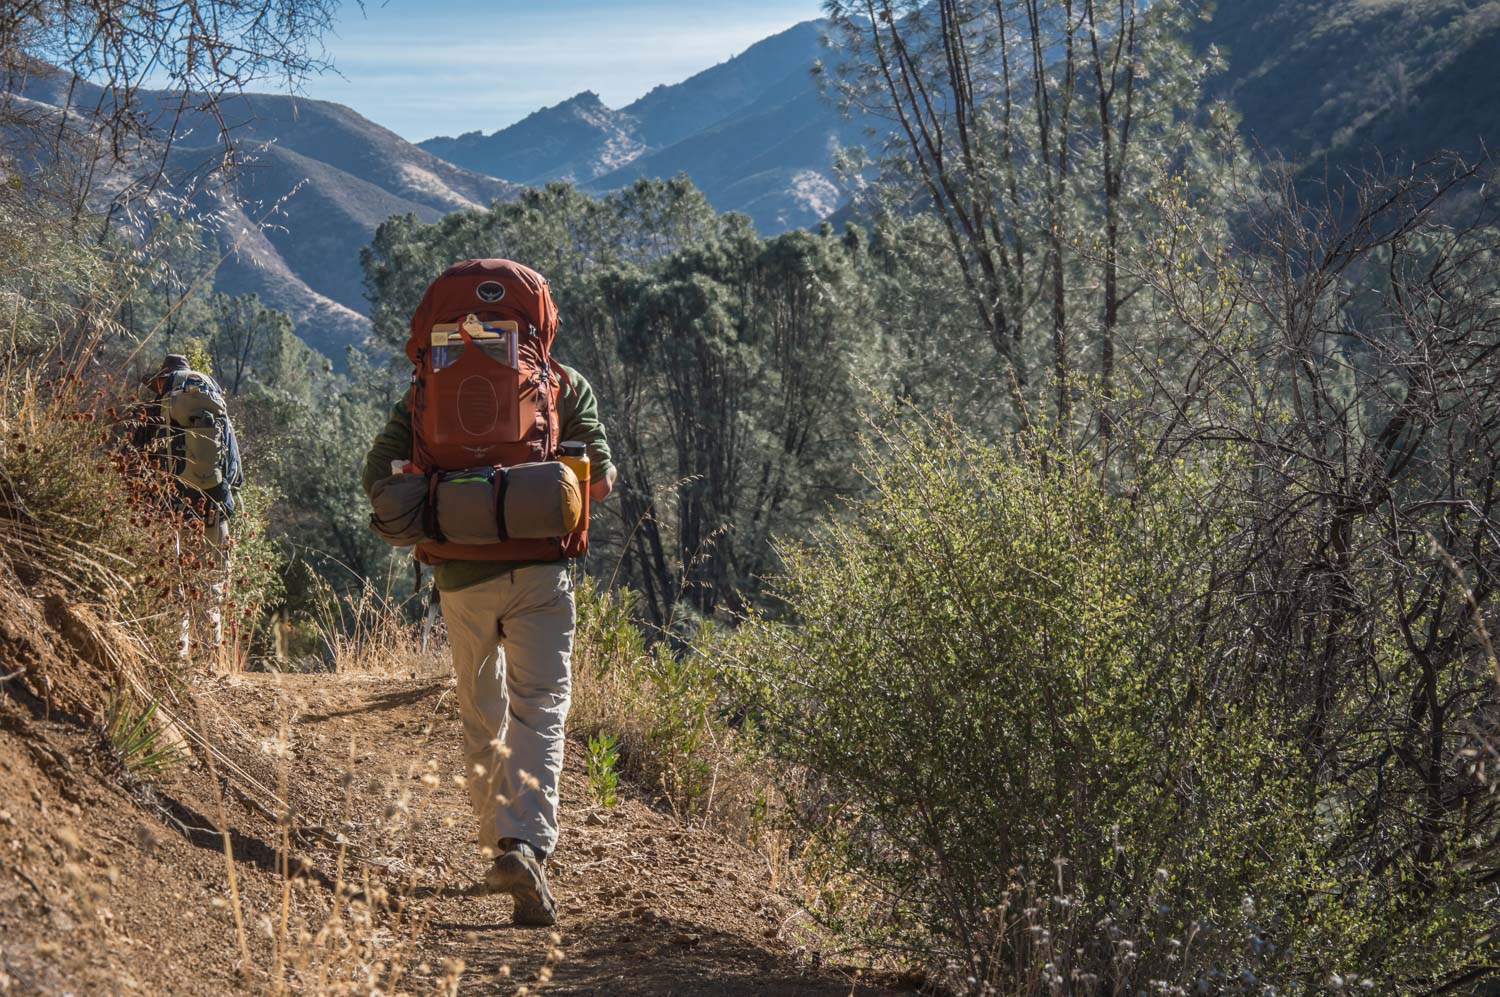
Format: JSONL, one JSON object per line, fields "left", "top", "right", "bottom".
{"left": 585, "top": 732, "right": 621, "bottom": 808}
{"left": 739, "top": 424, "right": 1324, "bottom": 992}
{"left": 103, "top": 688, "right": 185, "bottom": 775}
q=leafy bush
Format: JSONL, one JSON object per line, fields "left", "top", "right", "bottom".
{"left": 738, "top": 424, "right": 1359, "bottom": 992}
{"left": 585, "top": 732, "right": 621, "bottom": 809}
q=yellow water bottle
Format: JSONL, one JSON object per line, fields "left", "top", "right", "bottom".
{"left": 558, "top": 441, "right": 590, "bottom": 535}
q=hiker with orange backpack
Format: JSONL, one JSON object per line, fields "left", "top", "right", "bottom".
{"left": 362, "top": 260, "right": 615, "bottom": 927}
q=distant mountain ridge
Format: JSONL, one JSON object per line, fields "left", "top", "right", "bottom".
{"left": 421, "top": 90, "right": 644, "bottom": 187}
{"left": 6, "top": 61, "right": 517, "bottom": 356}
{"left": 1190, "top": 0, "right": 1500, "bottom": 173}
{"left": 418, "top": 0, "right": 1496, "bottom": 237}
{"left": 8, "top": 1, "right": 1496, "bottom": 365}
{"left": 419, "top": 20, "right": 863, "bottom": 233}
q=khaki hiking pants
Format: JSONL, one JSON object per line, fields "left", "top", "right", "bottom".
{"left": 441, "top": 563, "right": 575, "bottom": 859}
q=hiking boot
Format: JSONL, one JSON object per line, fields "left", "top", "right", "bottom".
{"left": 485, "top": 839, "right": 557, "bottom": 927}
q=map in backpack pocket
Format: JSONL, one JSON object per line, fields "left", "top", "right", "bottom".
{"left": 430, "top": 316, "right": 520, "bottom": 371}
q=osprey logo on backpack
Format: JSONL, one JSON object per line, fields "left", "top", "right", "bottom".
{"left": 475, "top": 280, "right": 506, "bottom": 303}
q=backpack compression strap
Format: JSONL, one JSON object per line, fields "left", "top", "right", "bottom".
{"left": 491, "top": 467, "right": 510, "bottom": 541}
{"left": 423, "top": 472, "right": 446, "bottom": 544}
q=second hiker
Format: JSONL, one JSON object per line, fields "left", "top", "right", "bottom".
{"left": 362, "top": 259, "right": 615, "bottom": 927}
{"left": 133, "top": 353, "right": 243, "bottom": 662}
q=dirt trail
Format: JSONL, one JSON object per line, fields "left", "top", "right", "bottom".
{"left": 0, "top": 670, "right": 895, "bottom": 995}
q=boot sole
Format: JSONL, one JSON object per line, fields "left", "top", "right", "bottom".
{"left": 485, "top": 852, "right": 557, "bottom": 927}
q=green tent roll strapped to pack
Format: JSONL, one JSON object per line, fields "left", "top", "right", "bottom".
{"left": 370, "top": 461, "right": 583, "bottom": 549}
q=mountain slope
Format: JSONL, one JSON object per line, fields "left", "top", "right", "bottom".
{"left": 420, "top": 90, "right": 644, "bottom": 187}
{"left": 417, "top": 20, "right": 855, "bottom": 233}
{"left": 6, "top": 61, "right": 518, "bottom": 357}
{"left": 622, "top": 20, "right": 830, "bottom": 148}
{"left": 1191, "top": 0, "right": 1500, "bottom": 170}
{"left": 589, "top": 83, "right": 858, "bottom": 232}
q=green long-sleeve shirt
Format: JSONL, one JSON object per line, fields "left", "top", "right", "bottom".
{"left": 362, "top": 363, "right": 614, "bottom": 592}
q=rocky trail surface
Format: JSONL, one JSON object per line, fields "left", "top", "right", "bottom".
{"left": 0, "top": 671, "right": 896, "bottom": 995}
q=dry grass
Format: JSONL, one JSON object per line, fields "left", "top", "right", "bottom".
{"left": 0, "top": 348, "right": 215, "bottom": 721}
{"left": 189, "top": 690, "right": 472, "bottom": 994}
{"left": 569, "top": 577, "right": 775, "bottom": 849}
{"left": 307, "top": 576, "right": 447, "bottom": 678}
{"left": 220, "top": 701, "right": 585, "bottom": 996}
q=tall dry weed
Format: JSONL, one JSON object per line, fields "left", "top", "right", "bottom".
{"left": 306, "top": 573, "right": 445, "bottom": 677}
{"left": 570, "top": 575, "right": 769, "bottom": 837}
{"left": 218, "top": 700, "right": 486, "bottom": 994}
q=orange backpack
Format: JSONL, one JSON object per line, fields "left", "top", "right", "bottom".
{"left": 404, "top": 258, "right": 586, "bottom": 564}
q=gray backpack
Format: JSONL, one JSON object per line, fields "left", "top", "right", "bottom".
{"left": 155, "top": 371, "right": 241, "bottom": 514}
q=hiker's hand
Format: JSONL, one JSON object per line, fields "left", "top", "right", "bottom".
{"left": 590, "top": 465, "right": 617, "bottom": 501}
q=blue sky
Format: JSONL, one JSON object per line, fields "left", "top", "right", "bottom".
{"left": 297, "top": 0, "right": 826, "bottom": 142}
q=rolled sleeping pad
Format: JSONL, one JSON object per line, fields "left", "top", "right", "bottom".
{"left": 436, "top": 467, "right": 502, "bottom": 545}
{"left": 369, "top": 472, "right": 432, "bottom": 547}
{"left": 499, "top": 461, "right": 584, "bottom": 539}
{"left": 435, "top": 461, "right": 584, "bottom": 544}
